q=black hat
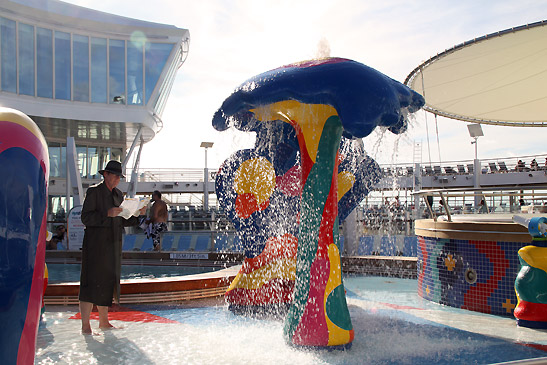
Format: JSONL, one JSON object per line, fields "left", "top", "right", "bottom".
{"left": 99, "top": 160, "right": 125, "bottom": 178}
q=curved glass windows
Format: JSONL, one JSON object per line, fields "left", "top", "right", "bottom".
{"left": 90, "top": 37, "right": 107, "bottom": 103}
{"left": 145, "top": 43, "right": 173, "bottom": 104}
{"left": 73, "top": 35, "right": 89, "bottom": 102}
{"left": 0, "top": 15, "right": 178, "bottom": 107}
{"left": 1, "top": 17, "right": 16, "bottom": 93}
{"left": 37, "top": 27, "right": 53, "bottom": 98}
{"left": 127, "top": 40, "right": 144, "bottom": 105}
{"left": 109, "top": 39, "right": 125, "bottom": 104}
{"left": 55, "top": 31, "right": 71, "bottom": 100}
{"left": 18, "top": 23, "right": 35, "bottom": 96}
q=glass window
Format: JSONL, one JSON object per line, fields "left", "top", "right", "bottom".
{"left": 48, "top": 142, "right": 62, "bottom": 177}
{"left": 109, "top": 39, "right": 125, "bottom": 104}
{"left": 111, "top": 147, "right": 123, "bottom": 163}
{"left": 18, "top": 23, "right": 35, "bottom": 96}
{"left": 37, "top": 27, "right": 53, "bottom": 98}
{"left": 76, "top": 145, "right": 87, "bottom": 177}
{"left": 144, "top": 43, "right": 174, "bottom": 104}
{"left": 127, "top": 40, "right": 143, "bottom": 105}
{"left": 73, "top": 35, "right": 89, "bottom": 102}
{"left": 91, "top": 37, "right": 107, "bottom": 103}
{"left": 55, "top": 31, "right": 71, "bottom": 100}
{"left": 97, "top": 146, "right": 111, "bottom": 176}
{"left": 88, "top": 147, "right": 99, "bottom": 178}
{"left": 1, "top": 17, "right": 16, "bottom": 93}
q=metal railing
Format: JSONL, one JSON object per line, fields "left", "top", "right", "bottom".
{"left": 412, "top": 186, "right": 547, "bottom": 222}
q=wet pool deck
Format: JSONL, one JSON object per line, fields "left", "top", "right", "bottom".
{"left": 35, "top": 274, "right": 547, "bottom": 365}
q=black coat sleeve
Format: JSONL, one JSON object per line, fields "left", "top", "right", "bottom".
{"left": 81, "top": 186, "right": 112, "bottom": 227}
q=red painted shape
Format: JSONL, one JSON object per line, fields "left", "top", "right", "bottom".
{"left": 240, "top": 233, "right": 298, "bottom": 274}
{"left": 18, "top": 214, "right": 47, "bottom": 365}
{"left": 417, "top": 236, "right": 427, "bottom": 297}
{"left": 519, "top": 342, "right": 547, "bottom": 353}
{"left": 316, "top": 155, "right": 339, "bottom": 260}
{"left": 292, "top": 258, "right": 330, "bottom": 346}
{"left": 235, "top": 193, "right": 259, "bottom": 218}
{"left": 70, "top": 307, "right": 178, "bottom": 324}
{"left": 514, "top": 300, "right": 547, "bottom": 322}
{"left": 0, "top": 121, "right": 48, "bottom": 164}
{"left": 463, "top": 240, "right": 509, "bottom": 314}
{"left": 276, "top": 165, "right": 302, "bottom": 196}
{"left": 225, "top": 279, "right": 295, "bottom": 305}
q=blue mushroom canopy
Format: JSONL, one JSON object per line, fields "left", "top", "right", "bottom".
{"left": 213, "top": 57, "right": 425, "bottom": 139}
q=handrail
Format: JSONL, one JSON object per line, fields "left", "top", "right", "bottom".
{"left": 412, "top": 186, "right": 547, "bottom": 222}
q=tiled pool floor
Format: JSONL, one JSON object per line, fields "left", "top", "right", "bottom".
{"left": 35, "top": 276, "right": 547, "bottom": 364}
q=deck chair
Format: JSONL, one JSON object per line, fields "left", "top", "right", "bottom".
{"left": 457, "top": 164, "right": 466, "bottom": 174}
{"left": 406, "top": 166, "right": 414, "bottom": 176}
{"left": 433, "top": 166, "right": 442, "bottom": 175}
{"left": 424, "top": 166, "right": 434, "bottom": 175}
{"left": 488, "top": 162, "right": 498, "bottom": 173}
{"left": 498, "top": 161, "right": 509, "bottom": 172}
{"left": 467, "top": 164, "right": 474, "bottom": 174}
{"left": 444, "top": 166, "right": 456, "bottom": 174}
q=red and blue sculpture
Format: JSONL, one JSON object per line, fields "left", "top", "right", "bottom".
{"left": 0, "top": 108, "right": 49, "bottom": 364}
{"left": 214, "top": 58, "right": 424, "bottom": 349}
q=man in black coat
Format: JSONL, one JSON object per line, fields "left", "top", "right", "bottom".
{"left": 78, "top": 160, "right": 146, "bottom": 334}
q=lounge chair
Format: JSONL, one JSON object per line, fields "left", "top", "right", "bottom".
{"left": 498, "top": 161, "right": 508, "bottom": 172}
{"left": 457, "top": 164, "right": 466, "bottom": 174}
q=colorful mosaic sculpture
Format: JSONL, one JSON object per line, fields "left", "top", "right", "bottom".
{"left": 218, "top": 129, "right": 381, "bottom": 316}
{"left": 514, "top": 217, "right": 547, "bottom": 329}
{"left": 213, "top": 58, "right": 424, "bottom": 349}
{"left": 0, "top": 108, "right": 49, "bottom": 364}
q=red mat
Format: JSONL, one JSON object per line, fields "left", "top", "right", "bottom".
{"left": 70, "top": 306, "right": 178, "bottom": 324}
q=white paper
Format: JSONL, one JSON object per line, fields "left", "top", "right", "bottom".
{"left": 118, "top": 197, "right": 150, "bottom": 219}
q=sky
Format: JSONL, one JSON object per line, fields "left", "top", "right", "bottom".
{"left": 66, "top": 0, "right": 547, "bottom": 170}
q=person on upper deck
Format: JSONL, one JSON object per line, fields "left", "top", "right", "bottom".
{"left": 531, "top": 159, "right": 538, "bottom": 171}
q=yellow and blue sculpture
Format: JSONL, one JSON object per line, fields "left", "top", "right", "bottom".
{"left": 214, "top": 58, "right": 424, "bottom": 349}
{"left": 0, "top": 108, "right": 49, "bottom": 364}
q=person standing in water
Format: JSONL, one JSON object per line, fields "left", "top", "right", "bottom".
{"left": 78, "top": 160, "right": 146, "bottom": 334}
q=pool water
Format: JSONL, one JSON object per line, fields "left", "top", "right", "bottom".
{"left": 47, "top": 263, "right": 222, "bottom": 284}
{"left": 35, "top": 276, "right": 547, "bottom": 364}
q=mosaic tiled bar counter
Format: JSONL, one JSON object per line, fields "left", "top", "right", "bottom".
{"left": 415, "top": 217, "right": 532, "bottom": 317}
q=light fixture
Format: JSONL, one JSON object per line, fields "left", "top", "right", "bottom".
{"left": 467, "top": 124, "right": 484, "bottom": 160}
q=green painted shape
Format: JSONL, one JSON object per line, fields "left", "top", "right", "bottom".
{"left": 515, "top": 260, "right": 547, "bottom": 304}
{"left": 284, "top": 115, "right": 343, "bottom": 340}
{"left": 326, "top": 284, "right": 353, "bottom": 331}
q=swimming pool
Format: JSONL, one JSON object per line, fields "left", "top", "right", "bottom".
{"left": 35, "top": 276, "right": 547, "bottom": 364}
{"left": 47, "top": 263, "right": 222, "bottom": 284}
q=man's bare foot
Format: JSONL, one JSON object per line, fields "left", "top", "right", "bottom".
{"left": 99, "top": 322, "right": 115, "bottom": 330}
{"left": 82, "top": 326, "right": 93, "bottom": 335}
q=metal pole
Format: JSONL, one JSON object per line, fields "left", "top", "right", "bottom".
{"left": 204, "top": 147, "right": 209, "bottom": 211}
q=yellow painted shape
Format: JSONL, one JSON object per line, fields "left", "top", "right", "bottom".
{"left": 502, "top": 298, "right": 515, "bottom": 313}
{"left": 337, "top": 171, "right": 355, "bottom": 201}
{"left": 234, "top": 157, "right": 276, "bottom": 205}
{"left": 324, "top": 243, "right": 351, "bottom": 346}
{"left": 227, "top": 258, "right": 296, "bottom": 290}
{"left": 518, "top": 246, "right": 547, "bottom": 274}
{"left": 251, "top": 100, "right": 338, "bottom": 163}
{"left": 445, "top": 254, "right": 456, "bottom": 272}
